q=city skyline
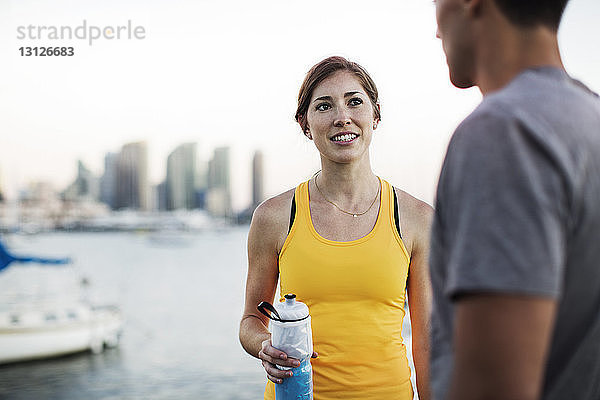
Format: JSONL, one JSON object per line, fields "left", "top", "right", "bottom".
{"left": 1, "top": 0, "right": 598, "bottom": 210}
{"left": 0, "top": 140, "right": 276, "bottom": 212}
{"left": 0, "top": 141, "right": 266, "bottom": 219}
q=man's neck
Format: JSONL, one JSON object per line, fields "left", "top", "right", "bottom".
{"left": 474, "top": 23, "right": 564, "bottom": 95}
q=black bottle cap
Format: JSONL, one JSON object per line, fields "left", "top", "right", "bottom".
{"left": 284, "top": 293, "right": 296, "bottom": 300}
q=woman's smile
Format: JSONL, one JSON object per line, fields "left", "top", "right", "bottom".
{"left": 330, "top": 131, "right": 359, "bottom": 144}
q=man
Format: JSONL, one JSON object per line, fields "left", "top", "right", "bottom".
{"left": 430, "top": 0, "right": 600, "bottom": 399}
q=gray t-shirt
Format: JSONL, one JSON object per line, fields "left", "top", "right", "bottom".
{"left": 430, "top": 67, "right": 600, "bottom": 400}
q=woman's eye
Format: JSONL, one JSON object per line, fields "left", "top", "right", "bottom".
{"left": 316, "top": 103, "right": 331, "bottom": 111}
{"left": 349, "top": 98, "right": 363, "bottom": 106}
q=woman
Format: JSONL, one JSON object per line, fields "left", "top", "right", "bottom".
{"left": 239, "top": 56, "right": 432, "bottom": 400}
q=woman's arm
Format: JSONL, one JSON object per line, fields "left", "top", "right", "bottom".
{"left": 239, "top": 192, "right": 300, "bottom": 383}
{"left": 398, "top": 189, "right": 433, "bottom": 400}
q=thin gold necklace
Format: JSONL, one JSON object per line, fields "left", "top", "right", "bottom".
{"left": 313, "top": 171, "right": 380, "bottom": 218}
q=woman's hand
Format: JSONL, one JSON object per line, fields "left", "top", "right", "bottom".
{"left": 258, "top": 338, "right": 301, "bottom": 383}
{"left": 258, "top": 338, "right": 319, "bottom": 384}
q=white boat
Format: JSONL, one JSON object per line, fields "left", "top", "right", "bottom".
{"left": 147, "top": 229, "right": 193, "bottom": 247}
{"left": 0, "top": 302, "right": 123, "bottom": 364}
{"left": 0, "top": 238, "right": 124, "bottom": 364}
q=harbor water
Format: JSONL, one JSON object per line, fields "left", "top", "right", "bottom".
{"left": 0, "top": 228, "right": 415, "bottom": 399}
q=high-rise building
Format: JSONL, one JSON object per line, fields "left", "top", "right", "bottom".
{"left": 0, "top": 169, "right": 4, "bottom": 203}
{"left": 115, "top": 142, "right": 149, "bottom": 210}
{"left": 252, "top": 150, "right": 264, "bottom": 208}
{"left": 156, "top": 181, "right": 168, "bottom": 211}
{"left": 166, "top": 143, "right": 197, "bottom": 210}
{"left": 63, "top": 160, "right": 99, "bottom": 201}
{"left": 206, "top": 146, "right": 231, "bottom": 217}
{"left": 100, "top": 152, "right": 118, "bottom": 209}
{"left": 195, "top": 159, "right": 209, "bottom": 210}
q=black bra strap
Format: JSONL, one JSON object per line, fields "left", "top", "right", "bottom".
{"left": 392, "top": 187, "right": 402, "bottom": 239}
{"left": 289, "top": 193, "right": 296, "bottom": 234}
{"left": 393, "top": 187, "right": 410, "bottom": 289}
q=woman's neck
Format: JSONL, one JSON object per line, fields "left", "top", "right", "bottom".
{"left": 317, "top": 155, "right": 379, "bottom": 202}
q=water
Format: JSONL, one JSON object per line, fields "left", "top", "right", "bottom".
{"left": 0, "top": 228, "right": 416, "bottom": 399}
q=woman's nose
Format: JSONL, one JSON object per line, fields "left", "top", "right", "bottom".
{"left": 333, "top": 108, "right": 351, "bottom": 126}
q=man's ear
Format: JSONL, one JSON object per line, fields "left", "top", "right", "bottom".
{"left": 464, "top": 0, "right": 483, "bottom": 18}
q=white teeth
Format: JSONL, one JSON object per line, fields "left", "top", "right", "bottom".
{"left": 332, "top": 133, "right": 357, "bottom": 142}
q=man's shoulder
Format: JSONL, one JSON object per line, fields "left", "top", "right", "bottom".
{"left": 448, "top": 98, "right": 515, "bottom": 156}
{"left": 476, "top": 67, "right": 600, "bottom": 126}
{"left": 459, "top": 74, "right": 534, "bottom": 131}
{"left": 451, "top": 68, "right": 596, "bottom": 153}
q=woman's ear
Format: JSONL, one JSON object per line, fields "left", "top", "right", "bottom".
{"left": 373, "top": 103, "right": 381, "bottom": 130}
{"left": 298, "top": 115, "right": 312, "bottom": 140}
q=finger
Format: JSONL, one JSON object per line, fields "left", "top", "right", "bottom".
{"left": 278, "top": 357, "right": 301, "bottom": 368}
{"left": 262, "top": 343, "right": 288, "bottom": 361}
{"left": 260, "top": 350, "right": 301, "bottom": 369}
{"left": 260, "top": 346, "right": 301, "bottom": 368}
{"left": 267, "top": 373, "right": 283, "bottom": 384}
{"left": 263, "top": 360, "right": 295, "bottom": 380}
{"left": 258, "top": 347, "right": 287, "bottom": 364}
{"left": 258, "top": 348, "right": 277, "bottom": 365}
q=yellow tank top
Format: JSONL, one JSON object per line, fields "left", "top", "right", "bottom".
{"left": 264, "top": 178, "right": 413, "bottom": 400}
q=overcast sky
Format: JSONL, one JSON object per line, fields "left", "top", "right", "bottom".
{"left": 0, "top": 0, "right": 598, "bottom": 210}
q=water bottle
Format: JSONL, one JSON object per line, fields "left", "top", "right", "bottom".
{"left": 258, "top": 294, "right": 313, "bottom": 400}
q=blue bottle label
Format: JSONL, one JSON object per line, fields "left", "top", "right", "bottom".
{"left": 275, "top": 358, "right": 313, "bottom": 400}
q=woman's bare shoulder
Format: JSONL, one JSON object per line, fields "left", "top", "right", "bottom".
{"left": 393, "top": 187, "right": 434, "bottom": 224}
{"left": 250, "top": 188, "right": 296, "bottom": 250}
{"left": 252, "top": 188, "right": 295, "bottom": 227}
{"left": 392, "top": 187, "right": 434, "bottom": 253}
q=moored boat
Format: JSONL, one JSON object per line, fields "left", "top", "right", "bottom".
{"left": 0, "top": 302, "right": 123, "bottom": 364}
{"left": 0, "top": 238, "right": 124, "bottom": 364}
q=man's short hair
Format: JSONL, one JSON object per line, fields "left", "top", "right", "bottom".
{"left": 493, "top": 0, "right": 570, "bottom": 31}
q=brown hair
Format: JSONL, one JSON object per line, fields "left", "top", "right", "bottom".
{"left": 493, "top": 0, "right": 569, "bottom": 31}
{"left": 295, "top": 56, "right": 381, "bottom": 134}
